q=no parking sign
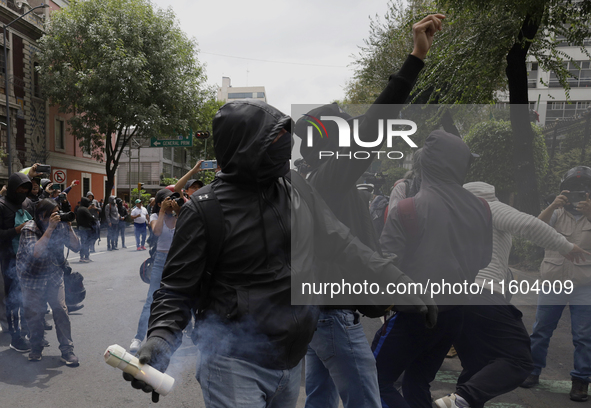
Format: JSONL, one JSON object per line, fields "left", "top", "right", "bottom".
{"left": 53, "top": 169, "right": 67, "bottom": 184}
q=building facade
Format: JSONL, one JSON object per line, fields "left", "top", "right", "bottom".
{"left": 217, "top": 76, "right": 267, "bottom": 103}
{"left": 0, "top": 0, "right": 109, "bottom": 203}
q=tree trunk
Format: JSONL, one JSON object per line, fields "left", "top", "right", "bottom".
{"left": 506, "top": 11, "right": 543, "bottom": 215}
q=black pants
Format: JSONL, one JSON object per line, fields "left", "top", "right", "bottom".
{"left": 1, "top": 258, "right": 26, "bottom": 340}
{"left": 372, "top": 306, "right": 464, "bottom": 408}
{"left": 454, "top": 292, "right": 533, "bottom": 408}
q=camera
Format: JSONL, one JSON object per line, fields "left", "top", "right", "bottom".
{"left": 36, "top": 164, "right": 51, "bottom": 174}
{"left": 169, "top": 192, "right": 185, "bottom": 207}
{"left": 564, "top": 191, "right": 588, "bottom": 204}
{"left": 201, "top": 160, "right": 217, "bottom": 170}
{"left": 58, "top": 211, "right": 76, "bottom": 222}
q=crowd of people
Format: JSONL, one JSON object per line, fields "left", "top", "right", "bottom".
{"left": 0, "top": 11, "right": 589, "bottom": 408}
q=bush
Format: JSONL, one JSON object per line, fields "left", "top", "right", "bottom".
{"left": 464, "top": 120, "right": 548, "bottom": 204}
{"left": 509, "top": 237, "right": 544, "bottom": 271}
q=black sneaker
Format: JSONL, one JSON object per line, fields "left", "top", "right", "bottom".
{"left": 67, "top": 304, "right": 84, "bottom": 313}
{"left": 520, "top": 374, "right": 539, "bottom": 388}
{"left": 10, "top": 337, "right": 31, "bottom": 353}
{"left": 61, "top": 351, "right": 79, "bottom": 366}
{"left": 44, "top": 321, "right": 52, "bottom": 331}
{"left": 570, "top": 377, "right": 589, "bottom": 402}
{"left": 42, "top": 338, "right": 50, "bottom": 348}
{"left": 28, "top": 350, "right": 42, "bottom": 361}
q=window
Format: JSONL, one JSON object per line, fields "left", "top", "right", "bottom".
{"left": 33, "top": 62, "right": 40, "bottom": 98}
{"left": 55, "top": 118, "right": 65, "bottom": 151}
{"left": 257, "top": 92, "right": 265, "bottom": 98}
{"left": 549, "top": 60, "right": 591, "bottom": 88}
{"left": 83, "top": 177, "right": 90, "bottom": 196}
{"left": 527, "top": 62, "right": 538, "bottom": 88}
{"left": 546, "top": 101, "right": 591, "bottom": 121}
{"left": 228, "top": 92, "right": 254, "bottom": 99}
{"left": 163, "top": 147, "right": 172, "bottom": 160}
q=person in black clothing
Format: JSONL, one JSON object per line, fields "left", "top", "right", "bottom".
{"left": 375, "top": 131, "right": 493, "bottom": 408}
{"left": 294, "top": 13, "right": 445, "bottom": 408}
{"left": 0, "top": 172, "right": 33, "bottom": 352}
{"left": 76, "top": 197, "right": 96, "bottom": 263}
{"left": 116, "top": 198, "right": 128, "bottom": 248}
{"left": 123, "top": 99, "right": 436, "bottom": 407}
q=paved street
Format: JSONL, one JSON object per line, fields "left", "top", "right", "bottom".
{"left": 0, "top": 230, "right": 584, "bottom": 407}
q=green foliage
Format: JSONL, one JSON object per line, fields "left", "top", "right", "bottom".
{"left": 160, "top": 177, "right": 178, "bottom": 187}
{"left": 38, "top": 0, "right": 208, "bottom": 201}
{"left": 509, "top": 237, "right": 544, "bottom": 271}
{"left": 464, "top": 120, "right": 548, "bottom": 202}
{"left": 346, "top": 0, "right": 591, "bottom": 104}
{"left": 131, "top": 188, "right": 151, "bottom": 205}
{"left": 197, "top": 170, "right": 216, "bottom": 186}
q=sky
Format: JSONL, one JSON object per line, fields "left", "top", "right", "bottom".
{"left": 150, "top": 0, "right": 397, "bottom": 116}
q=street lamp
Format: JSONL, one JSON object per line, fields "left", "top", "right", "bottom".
{"left": 3, "top": 2, "right": 49, "bottom": 175}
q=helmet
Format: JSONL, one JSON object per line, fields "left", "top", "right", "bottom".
{"left": 560, "top": 166, "right": 591, "bottom": 192}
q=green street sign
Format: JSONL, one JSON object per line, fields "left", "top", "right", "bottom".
{"left": 150, "top": 137, "right": 193, "bottom": 147}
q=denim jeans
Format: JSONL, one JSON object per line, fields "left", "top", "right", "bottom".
{"left": 118, "top": 221, "right": 127, "bottom": 246}
{"left": 196, "top": 349, "right": 302, "bottom": 408}
{"left": 22, "top": 282, "right": 73, "bottom": 353}
{"left": 78, "top": 228, "right": 91, "bottom": 259}
{"left": 134, "top": 223, "right": 147, "bottom": 248}
{"left": 134, "top": 251, "right": 166, "bottom": 341}
{"left": 530, "top": 283, "right": 591, "bottom": 382}
{"left": 107, "top": 222, "right": 118, "bottom": 248}
{"left": 305, "top": 309, "right": 381, "bottom": 408}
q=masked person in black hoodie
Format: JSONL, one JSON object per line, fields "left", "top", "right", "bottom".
{"left": 124, "top": 99, "right": 436, "bottom": 407}
{"left": 293, "top": 13, "right": 444, "bottom": 408}
{"left": 374, "top": 130, "right": 493, "bottom": 408}
{"left": 0, "top": 172, "right": 33, "bottom": 352}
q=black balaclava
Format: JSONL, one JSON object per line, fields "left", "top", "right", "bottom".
{"left": 6, "top": 173, "right": 32, "bottom": 207}
{"left": 259, "top": 132, "right": 292, "bottom": 182}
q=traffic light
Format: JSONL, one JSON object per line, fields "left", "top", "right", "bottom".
{"left": 195, "top": 131, "right": 210, "bottom": 139}
{"left": 138, "top": 182, "right": 144, "bottom": 191}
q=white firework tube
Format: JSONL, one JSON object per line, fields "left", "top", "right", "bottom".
{"left": 104, "top": 344, "right": 175, "bottom": 396}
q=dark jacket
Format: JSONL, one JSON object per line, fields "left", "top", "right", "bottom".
{"left": 149, "top": 100, "right": 317, "bottom": 370}
{"left": 76, "top": 197, "right": 96, "bottom": 229}
{"left": 0, "top": 173, "right": 32, "bottom": 268}
{"left": 380, "top": 130, "right": 493, "bottom": 307}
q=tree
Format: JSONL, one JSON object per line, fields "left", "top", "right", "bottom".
{"left": 464, "top": 120, "right": 548, "bottom": 204}
{"left": 38, "top": 0, "right": 207, "bottom": 205}
{"left": 347, "top": 0, "right": 591, "bottom": 214}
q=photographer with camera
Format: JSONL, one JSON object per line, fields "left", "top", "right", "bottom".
{"left": 129, "top": 189, "right": 180, "bottom": 353}
{"left": 76, "top": 197, "right": 96, "bottom": 263}
{"left": 520, "top": 166, "right": 591, "bottom": 401}
{"left": 16, "top": 199, "right": 80, "bottom": 365}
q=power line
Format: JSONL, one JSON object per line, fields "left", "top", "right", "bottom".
{"left": 201, "top": 51, "right": 348, "bottom": 68}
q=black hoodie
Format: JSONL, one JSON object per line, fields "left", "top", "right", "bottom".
{"left": 380, "top": 130, "right": 493, "bottom": 307}
{"left": 149, "top": 100, "right": 315, "bottom": 370}
{"left": 0, "top": 173, "right": 32, "bottom": 265}
{"left": 76, "top": 197, "right": 96, "bottom": 228}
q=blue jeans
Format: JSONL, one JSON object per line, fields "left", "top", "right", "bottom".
{"left": 78, "top": 228, "right": 91, "bottom": 259}
{"left": 530, "top": 283, "right": 591, "bottom": 381}
{"left": 305, "top": 309, "right": 381, "bottom": 408}
{"left": 196, "top": 349, "right": 301, "bottom": 408}
{"left": 134, "top": 251, "right": 166, "bottom": 341}
{"left": 134, "top": 223, "right": 146, "bottom": 247}
{"left": 107, "top": 222, "right": 118, "bottom": 248}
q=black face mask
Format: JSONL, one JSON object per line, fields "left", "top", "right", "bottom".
{"left": 15, "top": 192, "right": 28, "bottom": 204}
{"left": 259, "top": 132, "right": 292, "bottom": 182}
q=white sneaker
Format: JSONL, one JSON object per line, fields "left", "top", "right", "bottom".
{"left": 129, "top": 338, "right": 142, "bottom": 354}
{"left": 434, "top": 393, "right": 469, "bottom": 408}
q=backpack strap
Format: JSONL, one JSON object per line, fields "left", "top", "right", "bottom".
{"left": 478, "top": 197, "right": 491, "bottom": 223}
{"left": 397, "top": 197, "right": 419, "bottom": 242}
{"left": 192, "top": 184, "right": 225, "bottom": 314}
{"left": 289, "top": 170, "right": 315, "bottom": 209}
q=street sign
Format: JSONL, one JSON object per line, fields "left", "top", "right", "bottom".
{"left": 53, "top": 169, "right": 66, "bottom": 184}
{"left": 150, "top": 137, "right": 193, "bottom": 147}
{"left": 149, "top": 130, "right": 193, "bottom": 147}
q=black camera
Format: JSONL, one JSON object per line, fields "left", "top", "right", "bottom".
{"left": 36, "top": 164, "right": 51, "bottom": 174}
{"left": 170, "top": 192, "right": 185, "bottom": 207}
{"left": 58, "top": 211, "right": 76, "bottom": 223}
